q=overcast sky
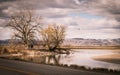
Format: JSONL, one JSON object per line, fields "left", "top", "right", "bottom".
{"left": 0, "top": 0, "right": 120, "bottom": 40}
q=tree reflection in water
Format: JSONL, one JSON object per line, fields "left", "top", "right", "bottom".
{"left": 46, "top": 55, "right": 61, "bottom": 65}
{"left": 20, "top": 54, "right": 62, "bottom": 65}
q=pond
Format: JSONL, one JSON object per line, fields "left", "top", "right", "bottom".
{"left": 18, "top": 49, "right": 120, "bottom": 71}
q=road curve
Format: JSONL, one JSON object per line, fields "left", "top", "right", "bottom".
{"left": 0, "top": 58, "right": 114, "bottom": 75}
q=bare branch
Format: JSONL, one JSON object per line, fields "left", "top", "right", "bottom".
{"left": 6, "top": 9, "right": 42, "bottom": 48}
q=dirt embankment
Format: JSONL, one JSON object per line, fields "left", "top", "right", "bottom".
{"left": 93, "top": 54, "right": 120, "bottom": 64}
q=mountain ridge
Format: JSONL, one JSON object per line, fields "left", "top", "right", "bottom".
{"left": 0, "top": 38, "right": 120, "bottom": 46}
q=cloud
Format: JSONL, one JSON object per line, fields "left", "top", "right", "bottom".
{"left": 82, "top": 0, "right": 120, "bottom": 21}
{"left": 0, "top": 27, "right": 12, "bottom": 40}
{"left": 0, "top": 0, "right": 120, "bottom": 39}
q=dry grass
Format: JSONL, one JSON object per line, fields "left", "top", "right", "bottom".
{"left": 63, "top": 46, "right": 120, "bottom": 49}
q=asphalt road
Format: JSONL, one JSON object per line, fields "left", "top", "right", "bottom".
{"left": 0, "top": 67, "right": 27, "bottom": 75}
{"left": 0, "top": 58, "right": 117, "bottom": 75}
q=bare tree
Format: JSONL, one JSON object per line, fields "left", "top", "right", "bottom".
{"left": 6, "top": 9, "right": 42, "bottom": 48}
{"left": 40, "top": 24, "right": 66, "bottom": 51}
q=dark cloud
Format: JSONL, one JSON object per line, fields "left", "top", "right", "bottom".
{"left": 0, "top": 0, "right": 87, "bottom": 19}
{"left": 0, "top": 11, "right": 7, "bottom": 18}
{"left": 0, "top": 0, "right": 120, "bottom": 24}
{"left": 86, "top": 0, "right": 120, "bottom": 21}
{"left": 0, "top": 0, "right": 16, "bottom": 3}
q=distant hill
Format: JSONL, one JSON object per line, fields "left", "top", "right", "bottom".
{"left": 0, "top": 40, "right": 9, "bottom": 45}
{"left": 0, "top": 39, "right": 22, "bottom": 45}
{"left": 63, "top": 38, "right": 120, "bottom": 46}
{"left": 0, "top": 38, "right": 120, "bottom": 46}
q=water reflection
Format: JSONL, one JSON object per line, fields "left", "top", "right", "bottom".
{"left": 19, "top": 49, "right": 120, "bottom": 71}
{"left": 20, "top": 54, "right": 62, "bottom": 65}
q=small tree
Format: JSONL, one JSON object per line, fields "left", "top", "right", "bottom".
{"left": 40, "top": 24, "right": 66, "bottom": 51}
{"left": 6, "top": 9, "right": 42, "bottom": 48}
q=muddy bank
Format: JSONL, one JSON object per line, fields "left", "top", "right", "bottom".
{"left": 93, "top": 54, "right": 120, "bottom": 64}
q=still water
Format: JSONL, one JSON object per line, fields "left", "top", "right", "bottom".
{"left": 19, "top": 49, "right": 120, "bottom": 71}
